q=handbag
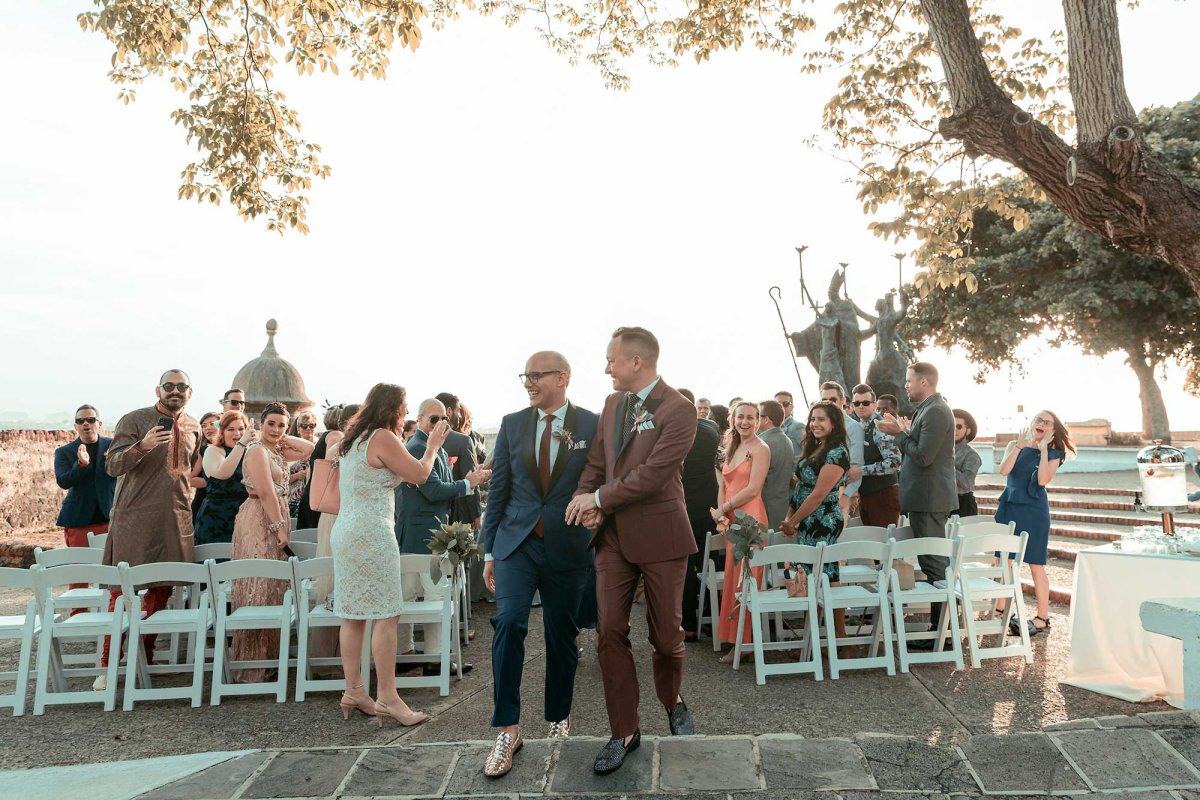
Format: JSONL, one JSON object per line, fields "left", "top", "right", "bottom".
{"left": 309, "top": 457, "right": 340, "bottom": 515}
{"left": 783, "top": 566, "right": 808, "bottom": 598}
{"left": 891, "top": 559, "right": 916, "bottom": 590}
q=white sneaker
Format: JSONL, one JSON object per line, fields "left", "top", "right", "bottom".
{"left": 92, "top": 674, "right": 107, "bottom": 691}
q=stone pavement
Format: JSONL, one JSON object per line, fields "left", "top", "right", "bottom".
{"left": 86, "top": 710, "right": 1200, "bottom": 799}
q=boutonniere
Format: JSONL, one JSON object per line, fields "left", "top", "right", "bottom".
{"left": 553, "top": 428, "right": 588, "bottom": 451}
{"left": 632, "top": 406, "right": 655, "bottom": 434}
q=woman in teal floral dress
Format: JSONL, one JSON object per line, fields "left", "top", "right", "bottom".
{"left": 780, "top": 400, "right": 849, "bottom": 582}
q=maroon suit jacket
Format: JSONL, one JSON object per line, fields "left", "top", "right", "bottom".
{"left": 575, "top": 378, "right": 698, "bottom": 564}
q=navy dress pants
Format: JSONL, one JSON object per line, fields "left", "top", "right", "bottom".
{"left": 490, "top": 534, "right": 587, "bottom": 727}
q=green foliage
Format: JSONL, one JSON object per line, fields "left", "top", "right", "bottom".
{"left": 426, "top": 520, "right": 483, "bottom": 580}
{"left": 906, "top": 96, "right": 1200, "bottom": 394}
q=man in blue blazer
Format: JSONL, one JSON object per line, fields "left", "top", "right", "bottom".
{"left": 54, "top": 404, "right": 116, "bottom": 548}
{"left": 396, "top": 398, "right": 489, "bottom": 674}
{"left": 480, "top": 351, "right": 599, "bottom": 778}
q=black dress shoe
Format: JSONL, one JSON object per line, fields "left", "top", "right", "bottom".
{"left": 667, "top": 699, "right": 694, "bottom": 735}
{"left": 593, "top": 729, "right": 640, "bottom": 775}
{"left": 422, "top": 662, "right": 473, "bottom": 676}
{"left": 907, "top": 638, "right": 936, "bottom": 652}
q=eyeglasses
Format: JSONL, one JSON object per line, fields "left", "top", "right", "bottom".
{"left": 1033, "top": 416, "right": 1052, "bottom": 426}
{"left": 75, "top": 417, "right": 98, "bottom": 425}
{"left": 778, "top": 401, "right": 793, "bottom": 408}
{"left": 428, "top": 415, "right": 448, "bottom": 424}
{"left": 205, "top": 420, "right": 220, "bottom": 428}
{"left": 160, "top": 382, "right": 190, "bottom": 393}
{"left": 851, "top": 400, "right": 874, "bottom": 407}
{"left": 518, "top": 371, "right": 562, "bottom": 383}
{"left": 225, "top": 399, "right": 245, "bottom": 407}
{"left": 955, "top": 424, "right": 965, "bottom": 430}
{"left": 298, "top": 423, "right": 316, "bottom": 430}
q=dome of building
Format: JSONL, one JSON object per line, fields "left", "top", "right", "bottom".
{"left": 231, "top": 319, "right": 314, "bottom": 417}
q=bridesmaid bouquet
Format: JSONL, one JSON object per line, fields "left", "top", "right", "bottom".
{"left": 426, "top": 522, "right": 484, "bottom": 581}
{"left": 725, "top": 511, "right": 768, "bottom": 587}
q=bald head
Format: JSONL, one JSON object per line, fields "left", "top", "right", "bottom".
{"left": 417, "top": 398, "right": 446, "bottom": 434}
{"left": 523, "top": 351, "right": 571, "bottom": 412}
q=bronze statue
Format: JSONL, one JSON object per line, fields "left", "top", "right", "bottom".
{"left": 855, "top": 289, "right": 914, "bottom": 409}
{"left": 789, "top": 272, "right": 871, "bottom": 389}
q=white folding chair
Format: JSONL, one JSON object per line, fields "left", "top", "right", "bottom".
{"left": 287, "top": 540, "right": 319, "bottom": 560}
{"left": 953, "top": 514, "right": 997, "bottom": 526}
{"left": 290, "top": 528, "right": 319, "bottom": 543}
{"left": 955, "top": 531, "right": 1033, "bottom": 667}
{"left": 33, "top": 546, "right": 108, "bottom": 665}
{"left": 952, "top": 519, "right": 1016, "bottom": 581}
{"left": 697, "top": 531, "right": 728, "bottom": 651}
{"left": 119, "top": 562, "right": 212, "bottom": 710}
{"left": 816, "top": 540, "right": 896, "bottom": 679}
{"left": 454, "top": 560, "right": 471, "bottom": 647}
{"left": 293, "top": 557, "right": 371, "bottom": 701}
{"left": 732, "top": 543, "right": 824, "bottom": 683}
{"left": 386, "top": 554, "right": 455, "bottom": 697}
{"left": 889, "top": 537, "right": 964, "bottom": 672}
{"left": 87, "top": 531, "right": 109, "bottom": 550}
{"left": 845, "top": 516, "right": 863, "bottom": 528}
{"left": 834, "top": 526, "right": 890, "bottom": 586}
{"left": 208, "top": 558, "right": 295, "bottom": 704}
{"left": 193, "top": 543, "right": 233, "bottom": 562}
{"left": 0, "top": 566, "right": 41, "bottom": 716}
{"left": 32, "top": 563, "right": 127, "bottom": 713}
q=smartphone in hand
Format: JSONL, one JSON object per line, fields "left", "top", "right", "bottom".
{"left": 157, "top": 416, "right": 175, "bottom": 431}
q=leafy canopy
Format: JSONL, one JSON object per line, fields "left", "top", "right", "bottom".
{"left": 80, "top": 0, "right": 1072, "bottom": 251}
{"left": 906, "top": 96, "right": 1200, "bottom": 391}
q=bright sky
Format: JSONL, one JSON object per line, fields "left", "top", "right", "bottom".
{"left": 3, "top": 1, "right": 1200, "bottom": 434}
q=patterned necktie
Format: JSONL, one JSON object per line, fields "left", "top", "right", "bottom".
{"left": 621, "top": 393, "right": 638, "bottom": 447}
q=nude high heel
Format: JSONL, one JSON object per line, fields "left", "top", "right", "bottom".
{"left": 373, "top": 698, "right": 430, "bottom": 727}
{"left": 340, "top": 683, "right": 377, "bottom": 719}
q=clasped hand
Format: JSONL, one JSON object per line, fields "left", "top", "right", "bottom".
{"left": 875, "top": 413, "right": 910, "bottom": 435}
{"left": 565, "top": 494, "right": 603, "bottom": 529}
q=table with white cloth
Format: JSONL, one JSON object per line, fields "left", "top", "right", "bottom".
{"left": 1062, "top": 543, "right": 1200, "bottom": 708}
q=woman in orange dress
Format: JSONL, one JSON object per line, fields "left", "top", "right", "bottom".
{"left": 714, "top": 401, "right": 771, "bottom": 664}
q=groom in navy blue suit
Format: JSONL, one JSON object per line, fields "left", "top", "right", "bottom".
{"left": 480, "top": 351, "right": 599, "bottom": 778}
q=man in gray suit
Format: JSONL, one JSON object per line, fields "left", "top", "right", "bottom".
{"left": 756, "top": 400, "right": 795, "bottom": 534}
{"left": 877, "top": 362, "right": 956, "bottom": 644}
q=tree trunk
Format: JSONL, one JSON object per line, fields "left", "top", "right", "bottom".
{"left": 918, "top": 0, "right": 1200, "bottom": 299}
{"left": 1125, "top": 346, "right": 1171, "bottom": 442}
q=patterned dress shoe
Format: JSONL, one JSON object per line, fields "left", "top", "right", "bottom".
{"left": 667, "top": 699, "right": 694, "bottom": 735}
{"left": 593, "top": 729, "right": 640, "bottom": 775}
{"left": 547, "top": 715, "right": 571, "bottom": 738}
{"left": 483, "top": 728, "right": 523, "bottom": 778}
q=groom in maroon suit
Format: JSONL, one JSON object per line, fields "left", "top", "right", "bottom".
{"left": 565, "top": 326, "right": 698, "bottom": 775}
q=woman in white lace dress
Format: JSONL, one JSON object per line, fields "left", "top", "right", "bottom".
{"left": 331, "top": 383, "right": 450, "bottom": 726}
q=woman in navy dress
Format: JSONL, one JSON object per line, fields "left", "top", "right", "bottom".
{"left": 194, "top": 411, "right": 254, "bottom": 545}
{"left": 995, "top": 410, "right": 1074, "bottom": 637}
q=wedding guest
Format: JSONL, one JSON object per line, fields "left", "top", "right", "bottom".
{"left": 401, "top": 420, "right": 418, "bottom": 442}
{"left": 304, "top": 402, "right": 360, "bottom": 667}
{"left": 697, "top": 398, "right": 712, "bottom": 420}
{"left": 286, "top": 410, "right": 319, "bottom": 516}
{"left": 774, "top": 391, "right": 805, "bottom": 456}
{"left": 756, "top": 399, "right": 796, "bottom": 533}
{"left": 953, "top": 408, "right": 983, "bottom": 517}
{"left": 877, "top": 394, "right": 900, "bottom": 418}
{"left": 456, "top": 401, "right": 488, "bottom": 465}
{"left": 194, "top": 410, "right": 254, "bottom": 545}
{"left": 728, "top": 396, "right": 744, "bottom": 412}
{"left": 55, "top": 405, "right": 116, "bottom": 549}
{"left": 295, "top": 403, "right": 348, "bottom": 531}
{"left": 820, "top": 382, "right": 864, "bottom": 517}
{"left": 996, "top": 410, "right": 1074, "bottom": 638}
{"left": 229, "top": 403, "right": 314, "bottom": 682}
{"left": 677, "top": 388, "right": 721, "bottom": 642}
{"left": 780, "top": 401, "right": 849, "bottom": 639}
{"left": 436, "top": 392, "right": 486, "bottom": 604}
{"left": 876, "top": 363, "right": 957, "bottom": 648}
{"left": 97, "top": 370, "right": 202, "bottom": 690}
{"left": 396, "top": 399, "right": 489, "bottom": 673}
{"left": 220, "top": 388, "right": 247, "bottom": 414}
{"left": 190, "top": 411, "right": 222, "bottom": 520}
{"left": 851, "top": 385, "right": 902, "bottom": 528}
{"left": 713, "top": 402, "right": 770, "bottom": 663}
{"left": 330, "top": 383, "right": 447, "bottom": 726}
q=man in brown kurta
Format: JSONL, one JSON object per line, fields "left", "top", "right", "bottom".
{"left": 98, "top": 370, "right": 201, "bottom": 676}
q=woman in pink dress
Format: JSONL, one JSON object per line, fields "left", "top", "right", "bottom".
{"left": 714, "top": 401, "right": 770, "bottom": 664}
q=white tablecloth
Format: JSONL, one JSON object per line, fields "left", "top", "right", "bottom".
{"left": 1062, "top": 544, "right": 1200, "bottom": 707}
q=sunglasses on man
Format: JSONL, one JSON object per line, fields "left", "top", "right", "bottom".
{"left": 226, "top": 399, "right": 246, "bottom": 407}
{"left": 428, "top": 415, "right": 449, "bottom": 424}
{"left": 298, "top": 423, "right": 317, "bottom": 430}
{"left": 851, "top": 400, "right": 874, "bottom": 407}
{"left": 75, "top": 417, "right": 99, "bottom": 425}
{"left": 160, "top": 382, "right": 190, "bottom": 393}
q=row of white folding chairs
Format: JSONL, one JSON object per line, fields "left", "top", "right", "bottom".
{"left": 2, "top": 552, "right": 458, "bottom": 716}
{"left": 722, "top": 526, "right": 1032, "bottom": 683}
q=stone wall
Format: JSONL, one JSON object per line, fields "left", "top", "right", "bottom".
{"left": 0, "top": 430, "right": 78, "bottom": 566}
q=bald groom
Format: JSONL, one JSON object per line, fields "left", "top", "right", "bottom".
{"left": 479, "top": 351, "right": 600, "bottom": 777}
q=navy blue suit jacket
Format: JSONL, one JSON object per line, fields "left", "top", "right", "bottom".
{"left": 394, "top": 429, "right": 466, "bottom": 554}
{"left": 483, "top": 403, "right": 599, "bottom": 571}
{"left": 54, "top": 436, "right": 116, "bottom": 528}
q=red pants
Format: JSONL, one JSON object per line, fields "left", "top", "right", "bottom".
{"left": 63, "top": 523, "right": 109, "bottom": 614}
{"left": 100, "top": 585, "right": 172, "bottom": 667}
{"left": 859, "top": 485, "right": 901, "bottom": 528}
